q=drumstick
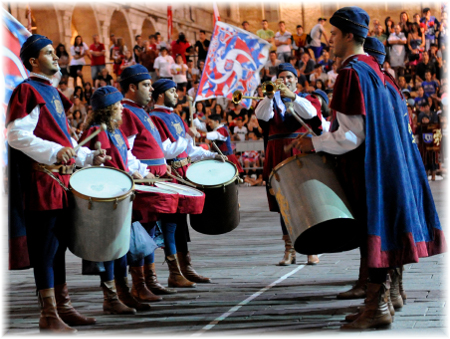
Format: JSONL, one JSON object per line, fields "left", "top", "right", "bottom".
{"left": 211, "top": 142, "right": 224, "bottom": 156}
{"left": 95, "top": 141, "right": 102, "bottom": 152}
{"left": 134, "top": 178, "right": 172, "bottom": 183}
{"left": 285, "top": 104, "right": 317, "bottom": 137}
{"left": 158, "top": 181, "right": 191, "bottom": 192}
{"left": 284, "top": 134, "right": 307, "bottom": 153}
{"left": 73, "top": 123, "right": 107, "bottom": 152}
{"left": 165, "top": 171, "right": 197, "bottom": 187}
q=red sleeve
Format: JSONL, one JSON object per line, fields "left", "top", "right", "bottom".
{"left": 305, "top": 95, "right": 322, "bottom": 121}
{"left": 150, "top": 116, "right": 171, "bottom": 141}
{"left": 120, "top": 108, "right": 139, "bottom": 137}
{"left": 6, "top": 83, "right": 46, "bottom": 125}
{"left": 330, "top": 68, "right": 365, "bottom": 116}
{"left": 217, "top": 127, "right": 229, "bottom": 137}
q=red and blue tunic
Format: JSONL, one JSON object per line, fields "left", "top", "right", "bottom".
{"left": 210, "top": 126, "right": 243, "bottom": 173}
{"left": 121, "top": 101, "right": 167, "bottom": 177}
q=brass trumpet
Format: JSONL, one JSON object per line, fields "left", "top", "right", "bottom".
{"left": 261, "top": 81, "right": 280, "bottom": 95}
{"left": 231, "top": 90, "right": 264, "bottom": 105}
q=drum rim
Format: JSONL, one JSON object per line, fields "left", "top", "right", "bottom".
{"left": 185, "top": 159, "right": 239, "bottom": 188}
{"left": 70, "top": 165, "right": 135, "bottom": 202}
{"left": 269, "top": 152, "right": 329, "bottom": 183}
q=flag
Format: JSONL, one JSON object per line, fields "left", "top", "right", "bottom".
{"left": 196, "top": 21, "right": 270, "bottom": 109}
{"left": 167, "top": 6, "right": 173, "bottom": 41}
{"left": 213, "top": 2, "right": 220, "bottom": 26}
{"left": 1, "top": 9, "right": 31, "bottom": 166}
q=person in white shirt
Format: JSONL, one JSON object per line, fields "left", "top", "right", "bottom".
{"left": 308, "top": 18, "right": 329, "bottom": 59}
{"left": 387, "top": 24, "right": 408, "bottom": 78}
{"left": 232, "top": 118, "right": 248, "bottom": 141}
{"left": 264, "top": 51, "right": 282, "bottom": 81}
{"left": 326, "top": 61, "right": 339, "bottom": 88}
{"left": 69, "top": 35, "right": 90, "bottom": 87}
{"left": 154, "top": 47, "right": 174, "bottom": 79}
{"left": 170, "top": 54, "right": 188, "bottom": 90}
{"left": 274, "top": 21, "right": 292, "bottom": 62}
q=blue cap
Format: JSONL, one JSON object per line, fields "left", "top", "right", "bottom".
{"left": 91, "top": 86, "right": 123, "bottom": 111}
{"left": 330, "top": 7, "right": 370, "bottom": 38}
{"left": 20, "top": 34, "right": 53, "bottom": 71}
{"left": 312, "top": 89, "right": 329, "bottom": 105}
{"left": 119, "top": 64, "right": 151, "bottom": 91}
{"left": 277, "top": 63, "right": 298, "bottom": 78}
{"left": 152, "top": 79, "right": 177, "bottom": 101}
{"left": 364, "top": 37, "right": 386, "bottom": 65}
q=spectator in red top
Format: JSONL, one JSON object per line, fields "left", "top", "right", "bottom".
{"left": 171, "top": 32, "right": 191, "bottom": 64}
{"left": 89, "top": 34, "right": 106, "bottom": 83}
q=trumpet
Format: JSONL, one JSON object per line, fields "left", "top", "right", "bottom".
{"left": 231, "top": 90, "right": 264, "bottom": 105}
{"left": 261, "top": 81, "right": 280, "bottom": 96}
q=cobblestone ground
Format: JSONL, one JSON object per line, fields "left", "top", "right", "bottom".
{"left": 4, "top": 181, "right": 447, "bottom": 336}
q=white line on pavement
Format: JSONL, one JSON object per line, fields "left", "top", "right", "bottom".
{"left": 191, "top": 255, "right": 322, "bottom": 336}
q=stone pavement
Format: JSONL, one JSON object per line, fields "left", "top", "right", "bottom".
{"left": 4, "top": 181, "right": 447, "bottom": 336}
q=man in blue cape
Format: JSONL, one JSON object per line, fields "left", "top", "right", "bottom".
{"left": 296, "top": 7, "right": 446, "bottom": 330}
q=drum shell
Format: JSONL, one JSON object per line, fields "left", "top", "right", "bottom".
{"left": 176, "top": 192, "right": 205, "bottom": 214}
{"left": 269, "top": 153, "right": 360, "bottom": 255}
{"left": 189, "top": 180, "right": 240, "bottom": 235}
{"left": 67, "top": 167, "right": 134, "bottom": 262}
{"left": 133, "top": 189, "right": 179, "bottom": 223}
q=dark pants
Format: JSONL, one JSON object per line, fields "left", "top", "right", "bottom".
{"left": 280, "top": 214, "right": 288, "bottom": 236}
{"left": 25, "top": 210, "right": 67, "bottom": 290}
{"left": 160, "top": 214, "right": 190, "bottom": 256}
{"left": 100, "top": 255, "right": 128, "bottom": 282}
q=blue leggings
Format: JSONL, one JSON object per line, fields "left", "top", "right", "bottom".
{"left": 160, "top": 215, "right": 178, "bottom": 256}
{"left": 100, "top": 255, "right": 128, "bottom": 282}
{"left": 25, "top": 210, "right": 67, "bottom": 290}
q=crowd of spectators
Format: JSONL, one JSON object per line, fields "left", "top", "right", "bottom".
{"left": 56, "top": 5, "right": 447, "bottom": 182}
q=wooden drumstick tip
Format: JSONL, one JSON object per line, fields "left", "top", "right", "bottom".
{"left": 100, "top": 123, "right": 107, "bottom": 131}
{"left": 95, "top": 141, "right": 102, "bottom": 151}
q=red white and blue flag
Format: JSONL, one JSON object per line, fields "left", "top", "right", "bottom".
{"left": 196, "top": 21, "right": 270, "bottom": 109}
{"left": 2, "top": 9, "right": 31, "bottom": 166}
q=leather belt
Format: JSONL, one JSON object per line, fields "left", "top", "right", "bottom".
{"left": 167, "top": 157, "right": 191, "bottom": 169}
{"left": 32, "top": 163, "right": 76, "bottom": 175}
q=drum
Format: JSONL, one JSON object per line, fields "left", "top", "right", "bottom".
{"left": 269, "top": 153, "right": 359, "bottom": 255}
{"left": 185, "top": 159, "right": 240, "bottom": 235}
{"left": 68, "top": 166, "right": 134, "bottom": 262}
{"left": 133, "top": 185, "right": 179, "bottom": 223}
{"left": 153, "top": 182, "right": 205, "bottom": 214}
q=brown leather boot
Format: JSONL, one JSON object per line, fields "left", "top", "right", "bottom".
{"left": 101, "top": 280, "right": 136, "bottom": 314}
{"left": 389, "top": 268, "right": 404, "bottom": 309}
{"left": 337, "top": 257, "right": 368, "bottom": 299}
{"left": 130, "top": 266, "right": 162, "bottom": 302}
{"left": 399, "top": 266, "right": 407, "bottom": 301}
{"left": 341, "top": 283, "right": 392, "bottom": 329}
{"left": 177, "top": 251, "right": 212, "bottom": 283}
{"left": 167, "top": 254, "right": 197, "bottom": 288}
{"left": 115, "top": 277, "right": 151, "bottom": 312}
{"left": 144, "top": 263, "right": 177, "bottom": 295}
{"left": 307, "top": 255, "right": 320, "bottom": 265}
{"left": 54, "top": 283, "right": 96, "bottom": 326}
{"left": 38, "top": 288, "right": 77, "bottom": 333}
{"left": 278, "top": 235, "right": 296, "bottom": 266}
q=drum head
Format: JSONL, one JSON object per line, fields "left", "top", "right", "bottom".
{"left": 70, "top": 167, "right": 133, "bottom": 199}
{"left": 154, "top": 182, "right": 204, "bottom": 197}
{"left": 186, "top": 160, "right": 237, "bottom": 186}
{"left": 134, "top": 184, "right": 177, "bottom": 194}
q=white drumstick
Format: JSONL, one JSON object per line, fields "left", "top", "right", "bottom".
{"left": 74, "top": 123, "right": 107, "bottom": 152}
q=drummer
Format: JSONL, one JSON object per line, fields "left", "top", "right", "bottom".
{"left": 6, "top": 34, "right": 108, "bottom": 332}
{"left": 254, "top": 63, "right": 323, "bottom": 266}
{"left": 80, "top": 86, "right": 155, "bottom": 315}
{"left": 295, "top": 7, "right": 446, "bottom": 329}
{"left": 193, "top": 113, "right": 243, "bottom": 173}
{"left": 118, "top": 64, "right": 177, "bottom": 297}
{"left": 149, "top": 79, "right": 226, "bottom": 286}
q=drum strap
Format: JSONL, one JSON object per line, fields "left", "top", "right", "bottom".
{"left": 32, "top": 164, "right": 70, "bottom": 191}
{"left": 167, "top": 157, "right": 191, "bottom": 169}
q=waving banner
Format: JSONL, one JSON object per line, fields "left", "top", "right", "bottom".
{"left": 2, "top": 9, "right": 31, "bottom": 166}
{"left": 196, "top": 21, "right": 270, "bottom": 108}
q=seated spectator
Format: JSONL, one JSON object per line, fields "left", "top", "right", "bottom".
{"left": 383, "top": 60, "right": 396, "bottom": 79}
{"left": 398, "top": 76, "right": 412, "bottom": 91}
{"left": 326, "top": 62, "right": 338, "bottom": 88}
{"left": 288, "top": 55, "right": 299, "bottom": 76}
{"left": 388, "top": 24, "right": 407, "bottom": 78}
{"left": 414, "top": 86, "right": 429, "bottom": 110}
{"left": 56, "top": 43, "right": 69, "bottom": 77}
{"left": 241, "top": 150, "right": 261, "bottom": 177}
{"left": 155, "top": 32, "right": 169, "bottom": 52}
{"left": 176, "top": 88, "right": 190, "bottom": 117}
{"left": 187, "top": 80, "right": 199, "bottom": 98}
{"left": 154, "top": 47, "right": 174, "bottom": 79}
{"left": 418, "top": 101, "right": 439, "bottom": 125}
{"left": 213, "top": 104, "right": 225, "bottom": 116}
{"left": 186, "top": 58, "right": 200, "bottom": 90}
{"left": 291, "top": 25, "right": 307, "bottom": 58}
{"left": 198, "top": 59, "right": 205, "bottom": 74}
{"left": 195, "top": 101, "right": 207, "bottom": 120}
{"left": 232, "top": 117, "right": 248, "bottom": 141}
{"left": 69, "top": 96, "right": 87, "bottom": 119}
{"left": 422, "top": 70, "right": 440, "bottom": 98}
{"left": 120, "top": 50, "right": 136, "bottom": 73}
{"left": 59, "top": 81, "right": 73, "bottom": 99}
{"left": 298, "top": 52, "right": 316, "bottom": 81}
{"left": 310, "top": 64, "right": 328, "bottom": 83}
{"left": 84, "top": 82, "right": 94, "bottom": 104}
{"left": 416, "top": 52, "right": 436, "bottom": 82}
{"left": 171, "top": 54, "right": 188, "bottom": 91}
{"left": 242, "top": 21, "right": 250, "bottom": 31}
{"left": 317, "top": 50, "right": 333, "bottom": 73}
{"left": 228, "top": 105, "right": 249, "bottom": 127}
{"left": 247, "top": 114, "right": 263, "bottom": 139}
{"left": 95, "top": 68, "right": 114, "bottom": 88}
{"left": 70, "top": 86, "right": 84, "bottom": 103}
{"left": 243, "top": 167, "right": 264, "bottom": 186}
{"left": 274, "top": 21, "right": 292, "bottom": 62}
{"left": 264, "top": 51, "right": 282, "bottom": 82}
